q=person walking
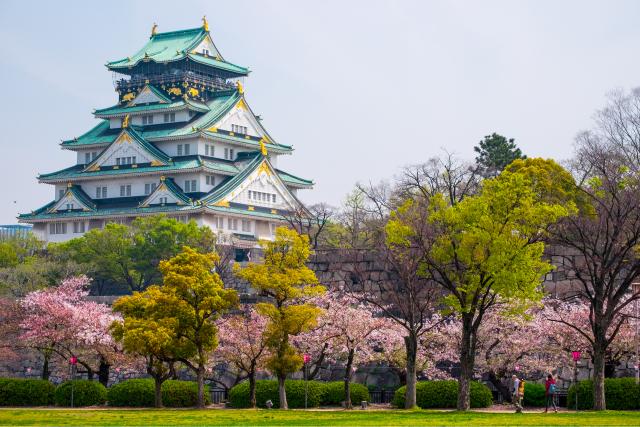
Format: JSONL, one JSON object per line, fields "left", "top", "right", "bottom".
{"left": 544, "top": 374, "right": 558, "bottom": 413}
{"left": 512, "top": 374, "right": 523, "bottom": 413}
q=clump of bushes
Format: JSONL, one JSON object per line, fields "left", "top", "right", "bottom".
{"left": 0, "top": 378, "right": 56, "bottom": 406}
{"left": 321, "top": 381, "right": 370, "bottom": 406}
{"left": 54, "top": 380, "right": 107, "bottom": 407}
{"left": 568, "top": 378, "right": 640, "bottom": 410}
{"left": 229, "top": 380, "right": 325, "bottom": 408}
{"left": 522, "top": 382, "right": 546, "bottom": 407}
{"left": 392, "top": 380, "right": 493, "bottom": 409}
{"left": 107, "top": 379, "right": 210, "bottom": 407}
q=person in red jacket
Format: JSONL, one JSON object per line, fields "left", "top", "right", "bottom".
{"left": 545, "top": 374, "right": 558, "bottom": 413}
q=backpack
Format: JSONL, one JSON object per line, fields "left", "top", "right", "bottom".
{"left": 518, "top": 380, "right": 525, "bottom": 395}
{"left": 549, "top": 383, "right": 557, "bottom": 394}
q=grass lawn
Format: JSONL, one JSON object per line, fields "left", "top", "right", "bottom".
{"left": 0, "top": 408, "right": 639, "bottom": 426}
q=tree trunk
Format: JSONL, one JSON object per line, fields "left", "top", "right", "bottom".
{"left": 344, "top": 348, "right": 355, "bottom": 409}
{"left": 154, "top": 377, "right": 164, "bottom": 408}
{"left": 98, "top": 358, "right": 110, "bottom": 387}
{"left": 404, "top": 333, "right": 418, "bottom": 409}
{"left": 487, "top": 371, "right": 512, "bottom": 403}
{"left": 457, "top": 315, "right": 475, "bottom": 411}
{"left": 278, "top": 374, "right": 288, "bottom": 409}
{"left": 249, "top": 368, "right": 257, "bottom": 409}
{"left": 41, "top": 353, "right": 50, "bottom": 380}
{"left": 196, "top": 365, "right": 206, "bottom": 408}
{"left": 592, "top": 339, "right": 606, "bottom": 410}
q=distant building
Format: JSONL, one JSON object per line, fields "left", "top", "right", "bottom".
{"left": 19, "top": 18, "right": 313, "bottom": 244}
{"left": 0, "top": 224, "right": 33, "bottom": 240}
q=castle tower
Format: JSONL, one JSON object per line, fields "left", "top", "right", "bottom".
{"left": 20, "top": 19, "right": 313, "bottom": 245}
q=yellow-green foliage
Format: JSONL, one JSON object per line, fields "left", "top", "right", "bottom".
{"left": 235, "top": 228, "right": 324, "bottom": 378}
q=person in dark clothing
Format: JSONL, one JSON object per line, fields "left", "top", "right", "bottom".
{"left": 544, "top": 374, "right": 558, "bottom": 413}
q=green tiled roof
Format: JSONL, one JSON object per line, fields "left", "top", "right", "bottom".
{"left": 20, "top": 203, "right": 200, "bottom": 221}
{"left": 106, "top": 27, "right": 248, "bottom": 76}
{"left": 94, "top": 99, "right": 209, "bottom": 118}
{"left": 276, "top": 169, "right": 314, "bottom": 187}
{"left": 62, "top": 92, "right": 293, "bottom": 153}
{"left": 68, "top": 185, "right": 96, "bottom": 210}
{"left": 145, "top": 85, "right": 172, "bottom": 103}
{"left": 200, "top": 152, "right": 264, "bottom": 204}
{"left": 39, "top": 156, "right": 241, "bottom": 182}
{"left": 124, "top": 127, "right": 172, "bottom": 164}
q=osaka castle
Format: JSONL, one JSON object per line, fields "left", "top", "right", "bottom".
{"left": 19, "top": 18, "right": 313, "bottom": 245}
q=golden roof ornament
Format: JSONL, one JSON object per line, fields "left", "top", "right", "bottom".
{"left": 67, "top": 182, "right": 73, "bottom": 188}
{"left": 202, "top": 16, "right": 209, "bottom": 32}
{"left": 122, "top": 114, "right": 130, "bottom": 128}
{"left": 151, "top": 23, "right": 158, "bottom": 37}
{"left": 236, "top": 81, "right": 244, "bottom": 94}
{"left": 260, "top": 140, "right": 268, "bottom": 156}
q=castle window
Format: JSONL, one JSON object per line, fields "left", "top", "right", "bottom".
{"left": 85, "top": 152, "right": 91, "bottom": 164}
{"left": 203, "top": 49, "right": 210, "bottom": 56}
{"left": 49, "top": 223, "right": 67, "bottom": 235}
{"left": 206, "top": 175, "right": 215, "bottom": 186}
{"left": 120, "top": 184, "right": 132, "bottom": 197}
{"left": 58, "top": 189, "right": 64, "bottom": 199}
{"left": 224, "top": 148, "right": 228, "bottom": 159}
{"left": 232, "top": 124, "right": 248, "bottom": 134}
{"left": 96, "top": 186, "right": 107, "bottom": 199}
{"left": 144, "top": 183, "right": 157, "bottom": 195}
{"left": 142, "top": 115, "right": 154, "bottom": 125}
{"left": 73, "top": 222, "right": 86, "bottom": 234}
{"left": 92, "top": 152, "right": 98, "bottom": 160}
{"left": 184, "top": 144, "right": 191, "bottom": 155}
{"left": 159, "top": 197, "right": 168, "bottom": 204}
{"left": 184, "top": 180, "right": 196, "bottom": 192}
{"left": 272, "top": 194, "right": 276, "bottom": 203}
{"left": 164, "top": 112, "right": 176, "bottom": 123}
{"left": 177, "top": 144, "right": 183, "bottom": 156}
{"left": 227, "top": 218, "right": 238, "bottom": 231}
{"left": 65, "top": 203, "right": 74, "bottom": 210}
{"left": 241, "top": 220, "right": 251, "bottom": 232}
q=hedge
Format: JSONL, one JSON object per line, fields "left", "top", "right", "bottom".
{"left": 229, "top": 380, "right": 325, "bottom": 408}
{"left": 54, "top": 380, "right": 107, "bottom": 407}
{"left": 321, "top": 381, "right": 370, "bottom": 406}
{"left": 568, "top": 378, "right": 640, "bottom": 410}
{"left": 523, "top": 382, "right": 546, "bottom": 407}
{"left": 107, "top": 379, "right": 210, "bottom": 407}
{"left": 392, "top": 381, "right": 493, "bottom": 409}
{"left": 162, "top": 380, "right": 211, "bottom": 407}
{"left": 0, "top": 378, "right": 56, "bottom": 406}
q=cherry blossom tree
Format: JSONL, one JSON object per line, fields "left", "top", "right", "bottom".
{"left": 216, "top": 307, "right": 270, "bottom": 408}
{"left": 20, "top": 276, "right": 122, "bottom": 385}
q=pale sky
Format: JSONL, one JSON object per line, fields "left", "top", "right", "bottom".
{"left": 1, "top": 0, "right": 639, "bottom": 223}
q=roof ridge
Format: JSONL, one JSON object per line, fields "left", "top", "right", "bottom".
{"left": 151, "top": 27, "right": 204, "bottom": 39}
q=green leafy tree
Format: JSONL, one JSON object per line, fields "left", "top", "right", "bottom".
{"left": 158, "top": 247, "right": 238, "bottom": 408}
{"left": 474, "top": 133, "right": 525, "bottom": 177}
{"left": 236, "top": 228, "right": 325, "bottom": 409}
{"left": 387, "top": 170, "right": 571, "bottom": 410}
{"left": 111, "top": 287, "right": 186, "bottom": 408}
{"left": 59, "top": 215, "right": 217, "bottom": 292}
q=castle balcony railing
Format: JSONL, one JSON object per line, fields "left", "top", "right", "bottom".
{"left": 113, "top": 70, "right": 235, "bottom": 93}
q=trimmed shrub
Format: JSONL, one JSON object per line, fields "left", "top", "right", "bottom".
{"left": 568, "top": 378, "right": 640, "bottom": 410}
{"left": 162, "top": 380, "right": 210, "bottom": 407}
{"left": 229, "top": 380, "right": 325, "bottom": 408}
{"left": 0, "top": 378, "right": 56, "bottom": 406}
{"left": 55, "top": 380, "right": 107, "bottom": 407}
{"left": 392, "top": 381, "right": 493, "bottom": 409}
{"left": 107, "top": 379, "right": 155, "bottom": 407}
{"left": 321, "top": 381, "right": 370, "bottom": 406}
{"left": 523, "top": 382, "right": 546, "bottom": 407}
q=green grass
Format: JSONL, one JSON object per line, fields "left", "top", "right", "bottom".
{"left": 1, "top": 409, "right": 640, "bottom": 426}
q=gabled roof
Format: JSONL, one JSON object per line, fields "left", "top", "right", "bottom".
{"left": 200, "top": 152, "right": 264, "bottom": 204}
{"left": 94, "top": 98, "right": 209, "bottom": 118}
{"left": 139, "top": 177, "right": 192, "bottom": 207}
{"left": 47, "top": 185, "right": 96, "bottom": 213}
{"left": 83, "top": 127, "right": 171, "bottom": 172}
{"left": 129, "top": 85, "right": 172, "bottom": 104}
{"left": 106, "top": 27, "right": 248, "bottom": 76}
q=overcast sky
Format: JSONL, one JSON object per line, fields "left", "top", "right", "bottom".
{"left": 1, "top": 0, "right": 639, "bottom": 224}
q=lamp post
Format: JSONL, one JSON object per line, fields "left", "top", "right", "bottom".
{"left": 633, "top": 283, "right": 640, "bottom": 385}
{"left": 69, "top": 356, "right": 78, "bottom": 408}
{"left": 572, "top": 351, "right": 581, "bottom": 411}
{"left": 303, "top": 353, "right": 311, "bottom": 410}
